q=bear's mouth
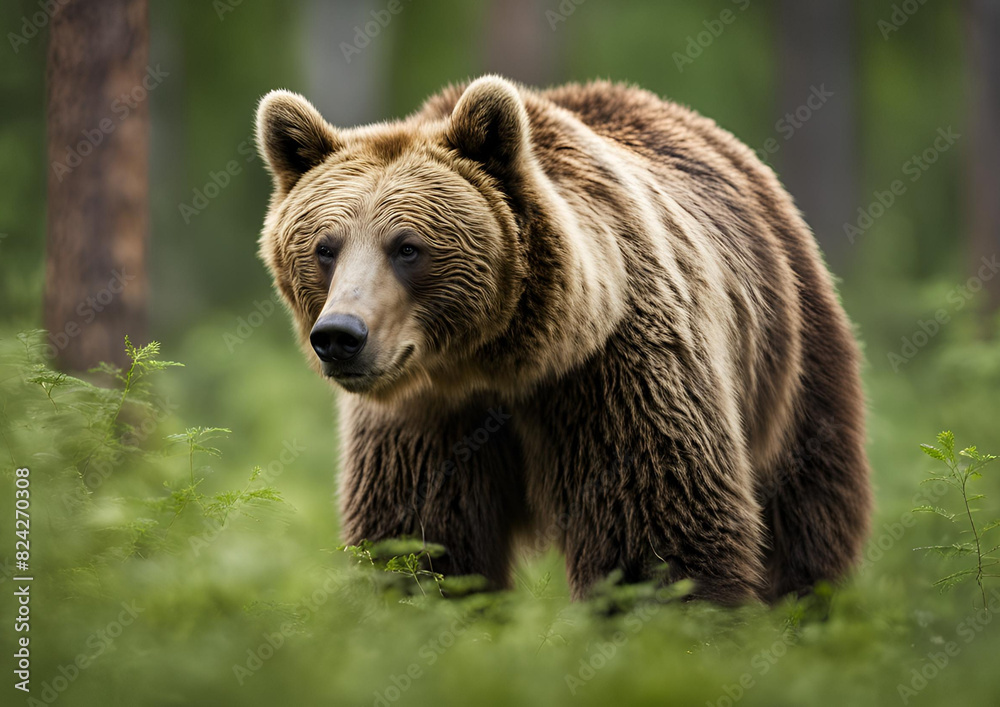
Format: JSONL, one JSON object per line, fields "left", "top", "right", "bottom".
{"left": 322, "top": 345, "right": 415, "bottom": 393}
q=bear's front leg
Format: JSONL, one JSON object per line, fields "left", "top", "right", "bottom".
{"left": 520, "top": 371, "right": 768, "bottom": 605}
{"left": 337, "top": 396, "right": 525, "bottom": 589}
{"left": 559, "top": 444, "right": 768, "bottom": 604}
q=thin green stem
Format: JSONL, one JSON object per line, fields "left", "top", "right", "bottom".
{"left": 220, "top": 473, "right": 255, "bottom": 528}
{"left": 957, "top": 460, "right": 988, "bottom": 611}
{"left": 81, "top": 356, "right": 137, "bottom": 475}
{"left": 44, "top": 384, "right": 58, "bottom": 412}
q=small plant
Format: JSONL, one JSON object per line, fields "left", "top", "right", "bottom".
{"left": 24, "top": 367, "right": 74, "bottom": 410}
{"left": 82, "top": 336, "right": 183, "bottom": 474}
{"left": 163, "top": 427, "right": 284, "bottom": 530}
{"left": 1, "top": 332, "right": 286, "bottom": 565}
{"left": 203, "top": 465, "right": 284, "bottom": 527}
{"left": 167, "top": 426, "right": 233, "bottom": 485}
{"left": 16, "top": 331, "right": 81, "bottom": 411}
{"left": 916, "top": 431, "right": 1000, "bottom": 610}
{"left": 342, "top": 539, "right": 447, "bottom": 597}
{"left": 385, "top": 552, "right": 445, "bottom": 596}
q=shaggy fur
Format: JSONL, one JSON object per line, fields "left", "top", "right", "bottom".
{"left": 255, "top": 76, "right": 872, "bottom": 604}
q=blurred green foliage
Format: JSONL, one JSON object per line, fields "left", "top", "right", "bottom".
{"left": 2, "top": 0, "right": 999, "bottom": 705}
{"left": 1, "top": 323, "right": 1000, "bottom": 706}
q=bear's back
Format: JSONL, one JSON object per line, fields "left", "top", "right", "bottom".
{"left": 536, "top": 82, "right": 795, "bottom": 226}
{"left": 418, "top": 80, "right": 804, "bottom": 264}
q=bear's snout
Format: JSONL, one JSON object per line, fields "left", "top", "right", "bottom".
{"left": 310, "top": 313, "right": 368, "bottom": 363}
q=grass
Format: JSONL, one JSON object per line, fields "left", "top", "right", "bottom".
{"left": 2, "top": 315, "right": 1000, "bottom": 707}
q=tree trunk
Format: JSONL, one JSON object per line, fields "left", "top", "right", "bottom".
{"left": 965, "top": 0, "right": 1000, "bottom": 314}
{"left": 45, "top": 0, "right": 149, "bottom": 371}
{"left": 776, "top": 0, "right": 856, "bottom": 273}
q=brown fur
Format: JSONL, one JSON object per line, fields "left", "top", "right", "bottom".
{"left": 255, "top": 76, "right": 872, "bottom": 604}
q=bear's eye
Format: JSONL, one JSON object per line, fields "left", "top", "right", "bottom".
{"left": 316, "top": 244, "right": 335, "bottom": 262}
{"left": 397, "top": 243, "right": 419, "bottom": 262}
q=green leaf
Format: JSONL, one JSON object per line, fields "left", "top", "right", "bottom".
{"left": 920, "top": 444, "right": 948, "bottom": 463}
{"left": 530, "top": 572, "right": 552, "bottom": 598}
{"left": 937, "top": 431, "right": 955, "bottom": 457}
{"left": 912, "top": 505, "right": 955, "bottom": 521}
{"left": 959, "top": 446, "right": 979, "bottom": 460}
{"left": 340, "top": 541, "right": 377, "bottom": 566}
{"left": 242, "top": 488, "right": 283, "bottom": 504}
{"left": 932, "top": 568, "right": 977, "bottom": 590}
{"left": 980, "top": 519, "right": 1000, "bottom": 536}
{"left": 192, "top": 444, "right": 224, "bottom": 458}
{"left": 959, "top": 447, "right": 997, "bottom": 464}
{"left": 386, "top": 554, "right": 419, "bottom": 574}
{"left": 919, "top": 476, "right": 958, "bottom": 489}
{"left": 137, "top": 359, "right": 184, "bottom": 373}
{"left": 167, "top": 427, "right": 232, "bottom": 451}
{"left": 915, "top": 543, "right": 975, "bottom": 557}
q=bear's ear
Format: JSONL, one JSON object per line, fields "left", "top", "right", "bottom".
{"left": 446, "top": 76, "right": 531, "bottom": 181}
{"left": 255, "top": 90, "right": 342, "bottom": 195}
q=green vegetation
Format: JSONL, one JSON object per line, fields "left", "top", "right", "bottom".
{"left": 916, "top": 432, "right": 1000, "bottom": 607}
{"left": 2, "top": 329, "right": 1000, "bottom": 706}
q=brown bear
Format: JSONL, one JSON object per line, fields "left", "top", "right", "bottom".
{"left": 254, "top": 76, "right": 872, "bottom": 604}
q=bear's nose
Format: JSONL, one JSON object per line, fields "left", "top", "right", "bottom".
{"left": 310, "top": 313, "right": 368, "bottom": 362}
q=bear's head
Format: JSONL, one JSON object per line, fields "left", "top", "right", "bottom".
{"left": 255, "top": 77, "right": 535, "bottom": 399}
